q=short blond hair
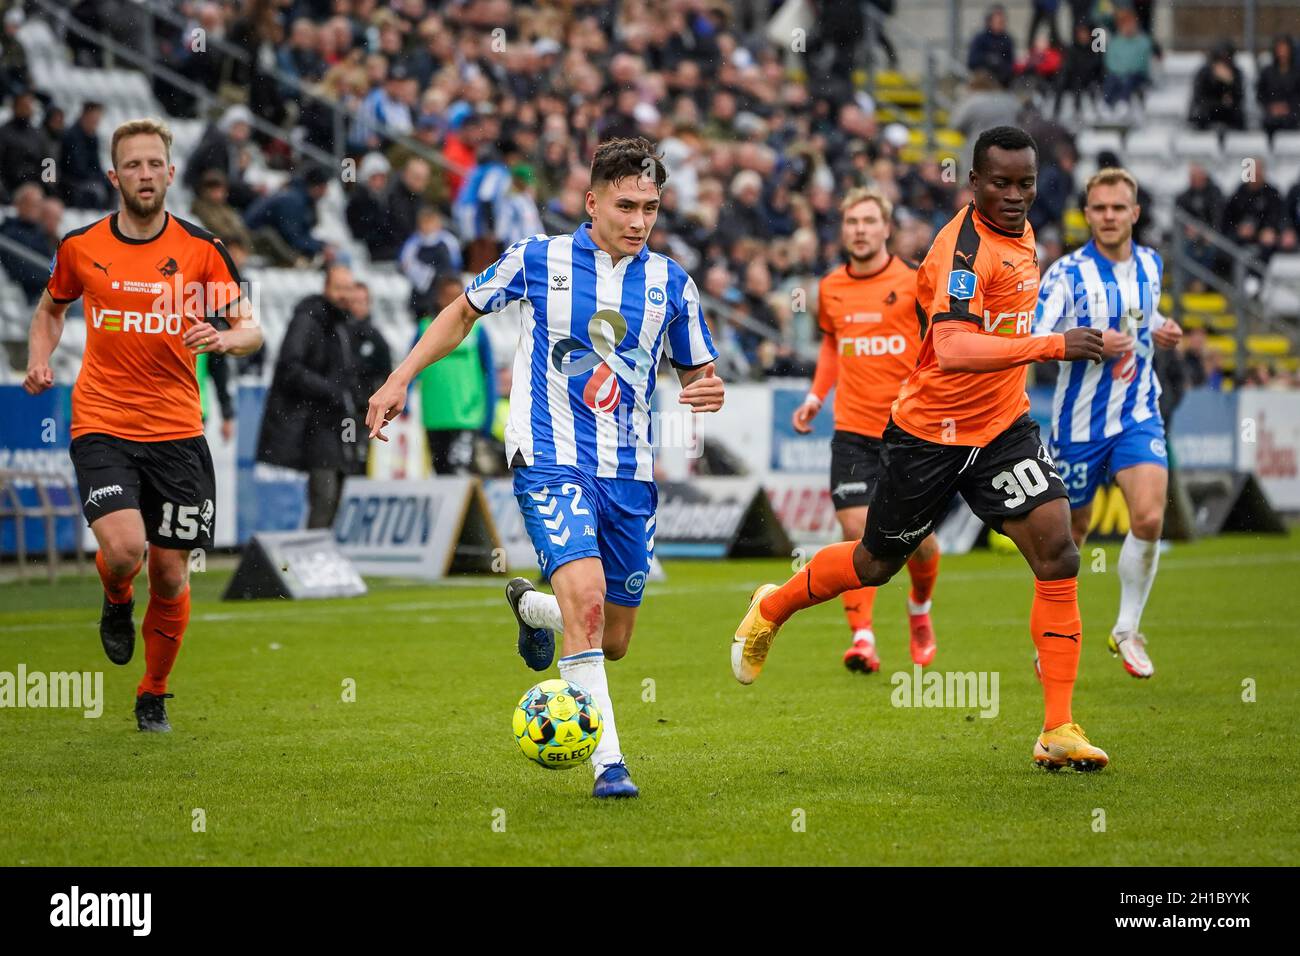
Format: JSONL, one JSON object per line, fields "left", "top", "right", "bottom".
{"left": 110, "top": 118, "right": 174, "bottom": 169}
{"left": 1085, "top": 167, "right": 1139, "bottom": 204}
{"left": 839, "top": 186, "right": 893, "bottom": 222}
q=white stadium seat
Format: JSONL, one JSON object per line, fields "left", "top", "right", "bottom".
{"left": 1173, "top": 131, "right": 1222, "bottom": 163}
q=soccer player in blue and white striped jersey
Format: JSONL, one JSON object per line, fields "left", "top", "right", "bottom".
{"left": 367, "top": 138, "right": 724, "bottom": 797}
{"left": 1033, "top": 168, "right": 1183, "bottom": 678}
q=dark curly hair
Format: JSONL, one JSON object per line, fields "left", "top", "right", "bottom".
{"left": 590, "top": 137, "right": 668, "bottom": 191}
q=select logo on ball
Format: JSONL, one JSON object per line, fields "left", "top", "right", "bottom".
{"left": 514, "top": 678, "right": 603, "bottom": 770}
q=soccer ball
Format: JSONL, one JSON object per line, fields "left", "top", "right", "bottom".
{"left": 512, "top": 678, "right": 603, "bottom": 770}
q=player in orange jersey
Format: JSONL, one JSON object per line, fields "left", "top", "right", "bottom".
{"left": 791, "top": 187, "right": 940, "bottom": 674}
{"left": 24, "top": 118, "right": 262, "bottom": 732}
{"left": 734, "top": 127, "right": 1111, "bottom": 771}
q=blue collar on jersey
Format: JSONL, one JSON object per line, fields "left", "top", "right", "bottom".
{"left": 573, "top": 221, "right": 650, "bottom": 262}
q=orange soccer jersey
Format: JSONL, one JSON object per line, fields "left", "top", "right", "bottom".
{"left": 45, "top": 212, "right": 243, "bottom": 442}
{"left": 892, "top": 202, "right": 1041, "bottom": 448}
{"left": 813, "top": 256, "right": 925, "bottom": 439}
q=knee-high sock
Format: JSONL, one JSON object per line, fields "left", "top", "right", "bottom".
{"left": 906, "top": 549, "right": 940, "bottom": 613}
{"left": 1114, "top": 532, "right": 1159, "bottom": 635}
{"left": 841, "top": 587, "right": 876, "bottom": 634}
{"left": 1031, "top": 578, "right": 1081, "bottom": 730}
{"left": 760, "top": 540, "right": 863, "bottom": 626}
{"left": 520, "top": 590, "right": 565, "bottom": 631}
{"left": 558, "top": 649, "right": 621, "bottom": 777}
{"left": 96, "top": 551, "right": 142, "bottom": 605}
{"left": 138, "top": 587, "right": 190, "bottom": 697}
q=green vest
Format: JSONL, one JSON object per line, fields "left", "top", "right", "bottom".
{"left": 419, "top": 319, "right": 487, "bottom": 431}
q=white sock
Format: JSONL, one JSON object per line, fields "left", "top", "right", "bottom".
{"left": 852, "top": 628, "right": 875, "bottom": 645}
{"left": 1115, "top": 532, "right": 1159, "bottom": 635}
{"left": 558, "top": 649, "right": 622, "bottom": 778}
{"left": 907, "top": 597, "right": 932, "bottom": 615}
{"left": 520, "top": 590, "right": 565, "bottom": 631}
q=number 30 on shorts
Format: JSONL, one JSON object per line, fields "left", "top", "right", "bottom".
{"left": 991, "top": 459, "right": 1051, "bottom": 509}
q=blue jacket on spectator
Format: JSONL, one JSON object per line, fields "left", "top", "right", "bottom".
{"left": 244, "top": 179, "right": 323, "bottom": 257}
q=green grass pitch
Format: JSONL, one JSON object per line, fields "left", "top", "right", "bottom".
{"left": 1, "top": 531, "right": 1297, "bottom": 866}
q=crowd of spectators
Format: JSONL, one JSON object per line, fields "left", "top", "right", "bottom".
{"left": 0, "top": 0, "right": 1297, "bottom": 393}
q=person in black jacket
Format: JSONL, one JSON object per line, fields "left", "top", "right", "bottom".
{"left": 345, "top": 281, "right": 393, "bottom": 476}
{"left": 967, "top": 5, "right": 1016, "bottom": 88}
{"left": 183, "top": 106, "right": 260, "bottom": 212}
{"left": 58, "top": 101, "right": 111, "bottom": 209}
{"left": 1189, "top": 42, "right": 1245, "bottom": 131}
{"left": 0, "top": 89, "right": 49, "bottom": 202}
{"left": 255, "top": 264, "right": 361, "bottom": 529}
{"left": 1257, "top": 35, "right": 1300, "bottom": 136}
{"left": 1055, "top": 19, "right": 1104, "bottom": 117}
{"left": 0, "top": 182, "right": 54, "bottom": 302}
{"left": 1222, "top": 159, "right": 1286, "bottom": 263}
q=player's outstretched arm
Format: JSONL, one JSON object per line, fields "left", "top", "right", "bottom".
{"left": 933, "top": 321, "right": 1101, "bottom": 373}
{"left": 367, "top": 292, "right": 480, "bottom": 440}
{"left": 23, "top": 291, "right": 69, "bottom": 395}
{"left": 676, "top": 361, "right": 724, "bottom": 413}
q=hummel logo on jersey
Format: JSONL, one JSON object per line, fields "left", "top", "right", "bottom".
{"left": 85, "top": 484, "right": 124, "bottom": 509}
{"left": 156, "top": 256, "right": 179, "bottom": 277}
{"left": 884, "top": 290, "right": 897, "bottom": 305}
{"left": 1043, "top": 631, "right": 1080, "bottom": 642}
{"left": 550, "top": 274, "right": 569, "bottom": 291}
{"left": 92, "top": 260, "right": 110, "bottom": 276}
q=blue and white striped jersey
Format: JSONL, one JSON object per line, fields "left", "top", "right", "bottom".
{"left": 464, "top": 223, "right": 718, "bottom": 480}
{"left": 1033, "top": 239, "right": 1167, "bottom": 443}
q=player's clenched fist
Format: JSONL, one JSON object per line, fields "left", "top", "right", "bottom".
{"left": 677, "top": 362, "right": 725, "bottom": 413}
{"left": 1063, "top": 327, "right": 1105, "bottom": 363}
{"left": 366, "top": 377, "right": 408, "bottom": 441}
{"left": 23, "top": 362, "right": 53, "bottom": 395}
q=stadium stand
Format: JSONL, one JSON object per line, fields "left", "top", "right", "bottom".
{"left": 0, "top": 0, "right": 1297, "bottom": 392}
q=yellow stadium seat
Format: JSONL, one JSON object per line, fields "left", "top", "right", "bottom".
{"left": 1247, "top": 334, "right": 1292, "bottom": 357}
{"left": 1182, "top": 291, "right": 1228, "bottom": 313}
{"left": 1206, "top": 335, "right": 1236, "bottom": 355}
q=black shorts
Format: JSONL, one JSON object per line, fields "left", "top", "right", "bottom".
{"left": 865, "top": 414, "right": 1068, "bottom": 558}
{"left": 70, "top": 433, "right": 216, "bottom": 550}
{"left": 830, "top": 430, "right": 884, "bottom": 510}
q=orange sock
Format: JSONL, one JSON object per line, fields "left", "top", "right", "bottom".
{"left": 841, "top": 587, "right": 877, "bottom": 633}
{"left": 760, "top": 541, "right": 862, "bottom": 626}
{"left": 1031, "top": 577, "right": 1081, "bottom": 730}
{"left": 137, "top": 586, "right": 190, "bottom": 697}
{"left": 907, "top": 550, "right": 940, "bottom": 607}
{"left": 95, "top": 551, "right": 142, "bottom": 604}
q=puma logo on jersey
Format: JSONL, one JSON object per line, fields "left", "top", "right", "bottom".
{"left": 92, "top": 260, "right": 110, "bottom": 275}
{"left": 885, "top": 290, "right": 897, "bottom": 305}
